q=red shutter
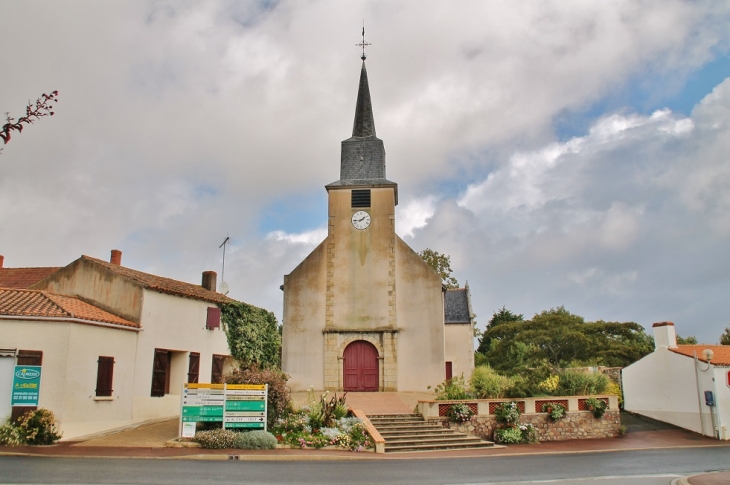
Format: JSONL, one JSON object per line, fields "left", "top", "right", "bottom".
{"left": 211, "top": 354, "right": 226, "bottom": 384}
{"left": 95, "top": 356, "right": 115, "bottom": 397}
{"left": 188, "top": 353, "right": 200, "bottom": 383}
{"left": 206, "top": 307, "right": 221, "bottom": 329}
{"left": 445, "top": 361, "right": 453, "bottom": 380}
{"left": 151, "top": 349, "right": 170, "bottom": 397}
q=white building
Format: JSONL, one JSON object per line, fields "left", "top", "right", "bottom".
{"left": 0, "top": 250, "right": 235, "bottom": 440}
{"left": 623, "top": 321, "right": 730, "bottom": 440}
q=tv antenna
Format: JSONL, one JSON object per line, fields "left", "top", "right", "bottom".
{"left": 219, "top": 236, "right": 230, "bottom": 295}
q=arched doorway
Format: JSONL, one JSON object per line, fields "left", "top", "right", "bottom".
{"left": 343, "top": 340, "right": 379, "bottom": 391}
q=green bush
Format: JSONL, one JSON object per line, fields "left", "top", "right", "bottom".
{"left": 433, "top": 374, "right": 470, "bottom": 400}
{"left": 494, "top": 427, "right": 522, "bottom": 444}
{"left": 558, "top": 370, "right": 608, "bottom": 396}
{"left": 18, "top": 409, "right": 62, "bottom": 445}
{"left": 234, "top": 430, "right": 278, "bottom": 450}
{"left": 541, "top": 402, "right": 566, "bottom": 421}
{"left": 225, "top": 366, "right": 291, "bottom": 429}
{"left": 470, "top": 366, "right": 513, "bottom": 399}
{"left": 446, "top": 403, "right": 474, "bottom": 423}
{"left": 585, "top": 397, "right": 608, "bottom": 418}
{"left": 519, "top": 423, "right": 539, "bottom": 444}
{"left": 193, "top": 429, "right": 238, "bottom": 449}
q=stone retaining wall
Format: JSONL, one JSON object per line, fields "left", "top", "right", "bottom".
{"left": 434, "top": 410, "right": 620, "bottom": 441}
{"left": 418, "top": 395, "right": 621, "bottom": 442}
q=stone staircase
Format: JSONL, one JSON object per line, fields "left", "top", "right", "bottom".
{"left": 368, "top": 414, "right": 495, "bottom": 453}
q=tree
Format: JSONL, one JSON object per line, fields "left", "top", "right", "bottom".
{"left": 476, "top": 306, "right": 524, "bottom": 354}
{"left": 481, "top": 306, "right": 653, "bottom": 374}
{"left": 1, "top": 91, "right": 59, "bottom": 153}
{"left": 418, "top": 248, "right": 459, "bottom": 289}
{"left": 222, "top": 301, "right": 282, "bottom": 369}
{"left": 676, "top": 335, "right": 698, "bottom": 345}
{"left": 721, "top": 327, "right": 730, "bottom": 345}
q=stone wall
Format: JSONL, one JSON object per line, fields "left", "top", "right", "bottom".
{"left": 434, "top": 410, "right": 620, "bottom": 441}
{"left": 418, "top": 395, "right": 621, "bottom": 442}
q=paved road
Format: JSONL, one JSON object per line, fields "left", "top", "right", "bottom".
{"left": 1, "top": 447, "right": 729, "bottom": 485}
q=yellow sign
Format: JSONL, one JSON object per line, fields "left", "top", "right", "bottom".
{"left": 226, "top": 384, "right": 266, "bottom": 390}
{"left": 185, "top": 383, "right": 225, "bottom": 390}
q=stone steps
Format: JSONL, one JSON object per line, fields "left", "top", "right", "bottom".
{"left": 368, "top": 413, "right": 495, "bottom": 453}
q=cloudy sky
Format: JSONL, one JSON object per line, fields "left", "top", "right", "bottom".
{"left": 2, "top": 1, "right": 729, "bottom": 344}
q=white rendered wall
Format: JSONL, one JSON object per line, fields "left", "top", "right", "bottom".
{"left": 444, "top": 323, "right": 474, "bottom": 382}
{"left": 131, "top": 290, "right": 231, "bottom": 423}
{"left": 0, "top": 319, "right": 138, "bottom": 440}
{"left": 623, "top": 348, "right": 715, "bottom": 436}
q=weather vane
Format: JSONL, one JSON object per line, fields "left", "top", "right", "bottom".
{"left": 356, "top": 23, "right": 371, "bottom": 60}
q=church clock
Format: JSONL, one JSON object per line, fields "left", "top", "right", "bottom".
{"left": 351, "top": 210, "right": 371, "bottom": 230}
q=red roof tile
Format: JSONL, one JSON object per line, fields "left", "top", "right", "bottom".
{"left": 79, "top": 256, "right": 233, "bottom": 305}
{"left": 0, "top": 288, "right": 139, "bottom": 329}
{"left": 670, "top": 345, "right": 730, "bottom": 366}
{"left": 0, "top": 267, "right": 61, "bottom": 289}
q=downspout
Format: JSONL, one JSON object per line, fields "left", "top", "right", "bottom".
{"left": 694, "top": 352, "right": 706, "bottom": 437}
{"left": 711, "top": 367, "right": 722, "bottom": 439}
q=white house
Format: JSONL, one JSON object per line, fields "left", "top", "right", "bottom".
{"left": 623, "top": 321, "right": 730, "bottom": 440}
{"left": 0, "top": 250, "right": 236, "bottom": 440}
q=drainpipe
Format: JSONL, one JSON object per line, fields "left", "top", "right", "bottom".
{"left": 711, "top": 368, "right": 722, "bottom": 439}
{"left": 694, "top": 352, "right": 706, "bottom": 437}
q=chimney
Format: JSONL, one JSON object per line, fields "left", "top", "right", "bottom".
{"left": 652, "top": 321, "right": 677, "bottom": 350}
{"left": 110, "top": 250, "right": 122, "bottom": 265}
{"left": 0, "top": 255, "right": 4, "bottom": 269}
{"left": 202, "top": 271, "right": 217, "bottom": 292}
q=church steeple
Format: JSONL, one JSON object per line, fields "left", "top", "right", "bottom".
{"left": 352, "top": 61, "right": 376, "bottom": 138}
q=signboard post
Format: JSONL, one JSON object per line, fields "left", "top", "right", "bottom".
{"left": 11, "top": 365, "right": 41, "bottom": 406}
{"left": 180, "top": 383, "right": 268, "bottom": 438}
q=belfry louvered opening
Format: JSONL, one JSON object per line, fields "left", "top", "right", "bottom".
{"left": 351, "top": 189, "right": 371, "bottom": 208}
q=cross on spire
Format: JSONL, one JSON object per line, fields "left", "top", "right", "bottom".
{"left": 356, "top": 24, "right": 371, "bottom": 60}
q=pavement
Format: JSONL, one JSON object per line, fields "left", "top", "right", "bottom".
{"left": 1, "top": 396, "right": 729, "bottom": 485}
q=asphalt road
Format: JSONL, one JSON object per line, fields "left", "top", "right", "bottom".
{"left": 1, "top": 448, "right": 729, "bottom": 485}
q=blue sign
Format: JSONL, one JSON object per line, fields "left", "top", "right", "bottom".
{"left": 11, "top": 365, "right": 42, "bottom": 406}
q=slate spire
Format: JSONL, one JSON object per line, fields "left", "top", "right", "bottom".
{"left": 352, "top": 61, "right": 376, "bottom": 138}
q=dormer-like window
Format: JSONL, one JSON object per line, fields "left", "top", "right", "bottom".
{"left": 352, "top": 189, "right": 371, "bottom": 208}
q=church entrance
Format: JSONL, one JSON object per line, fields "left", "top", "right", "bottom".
{"left": 343, "top": 340, "right": 379, "bottom": 392}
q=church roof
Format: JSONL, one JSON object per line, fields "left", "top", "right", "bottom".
{"left": 444, "top": 287, "right": 474, "bottom": 324}
{"left": 352, "top": 61, "right": 376, "bottom": 138}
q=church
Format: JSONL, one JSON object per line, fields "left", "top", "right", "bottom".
{"left": 281, "top": 54, "right": 475, "bottom": 393}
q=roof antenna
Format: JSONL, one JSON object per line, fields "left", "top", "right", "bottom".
{"left": 356, "top": 21, "right": 371, "bottom": 60}
{"left": 218, "top": 236, "right": 230, "bottom": 295}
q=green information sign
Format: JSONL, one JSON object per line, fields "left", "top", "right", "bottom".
{"left": 11, "top": 365, "right": 41, "bottom": 406}
{"left": 226, "top": 400, "right": 265, "bottom": 412}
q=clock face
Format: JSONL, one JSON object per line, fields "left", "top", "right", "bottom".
{"left": 351, "top": 210, "right": 371, "bottom": 230}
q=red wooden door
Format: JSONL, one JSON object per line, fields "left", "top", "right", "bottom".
{"left": 343, "top": 341, "right": 379, "bottom": 392}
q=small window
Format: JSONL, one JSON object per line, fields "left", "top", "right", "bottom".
{"left": 445, "top": 361, "right": 453, "bottom": 380}
{"left": 151, "top": 349, "right": 171, "bottom": 397}
{"left": 96, "top": 356, "right": 115, "bottom": 397}
{"left": 211, "top": 354, "right": 226, "bottom": 384}
{"left": 206, "top": 307, "right": 221, "bottom": 329}
{"left": 188, "top": 352, "right": 200, "bottom": 384}
{"left": 352, "top": 189, "right": 371, "bottom": 208}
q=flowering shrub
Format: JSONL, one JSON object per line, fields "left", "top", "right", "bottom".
{"left": 271, "top": 413, "right": 372, "bottom": 452}
{"left": 446, "top": 403, "right": 474, "bottom": 423}
{"left": 0, "top": 409, "right": 62, "bottom": 446}
{"left": 193, "top": 428, "right": 238, "bottom": 449}
{"left": 541, "top": 402, "right": 566, "bottom": 421}
{"left": 225, "top": 366, "right": 291, "bottom": 429}
{"left": 519, "top": 423, "right": 539, "bottom": 444}
{"left": 0, "top": 421, "right": 25, "bottom": 446}
{"left": 494, "top": 401, "right": 521, "bottom": 427}
{"left": 234, "top": 430, "right": 278, "bottom": 450}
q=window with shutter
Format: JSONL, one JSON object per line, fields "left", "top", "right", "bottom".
{"left": 211, "top": 354, "right": 226, "bottom": 384}
{"left": 188, "top": 353, "right": 200, "bottom": 383}
{"left": 95, "top": 356, "right": 115, "bottom": 397}
{"left": 12, "top": 350, "right": 43, "bottom": 422}
{"left": 351, "top": 189, "right": 371, "bottom": 208}
{"left": 151, "top": 349, "right": 171, "bottom": 397}
{"left": 206, "top": 307, "right": 221, "bottom": 329}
